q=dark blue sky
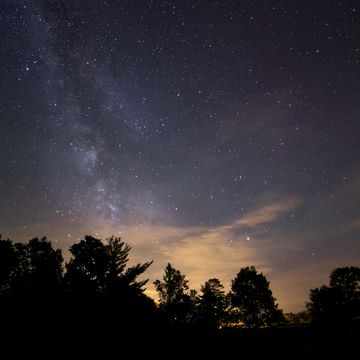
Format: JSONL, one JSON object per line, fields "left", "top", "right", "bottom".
{"left": 1, "top": 0, "right": 360, "bottom": 311}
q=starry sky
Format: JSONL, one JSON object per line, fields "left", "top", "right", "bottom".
{"left": 1, "top": 0, "right": 360, "bottom": 311}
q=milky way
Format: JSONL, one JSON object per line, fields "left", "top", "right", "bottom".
{"left": 1, "top": 1, "right": 360, "bottom": 311}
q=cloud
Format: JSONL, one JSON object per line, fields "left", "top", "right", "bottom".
{"left": 5, "top": 193, "right": 306, "bottom": 311}
{"left": 234, "top": 196, "right": 301, "bottom": 227}
{"left": 154, "top": 196, "right": 298, "bottom": 278}
{"left": 127, "top": 195, "right": 302, "bottom": 304}
{"left": 156, "top": 225, "right": 266, "bottom": 288}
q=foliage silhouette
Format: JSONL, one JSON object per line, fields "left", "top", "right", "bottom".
{"left": 63, "top": 235, "right": 156, "bottom": 347}
{"left": 65, "top": 235, "right": 152, "bottom": 295}
{"left": 154, "top": 263, "right": 196, "bottom": 325}
{"left": 0, "top": 235, "right": 359, "bottom": 351}
{"left": 0, "top": 237, "right": 64, "bottom": 348}
{"left": 330, "top": 266, "right": 360, "bottom": 298}
{"left": 285, "top": 310, "right": 310, "bottom": 324}
{"left": 307, "top": 266, "right": 360, "bottom": 324}
{"left": 0, "top": 237, "right": 63, "bottom": 296}
{"left": 0, "top": 236, "right": 17, "bottom": 292}
{"left": 230, "top": 266, "right": 284, "bottom": 328}
{"left": 196, "top": 278, "right": 227, "bottom": 329}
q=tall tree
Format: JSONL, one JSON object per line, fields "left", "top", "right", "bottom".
{"left": 197, "top": 278, "right": 227, "bottom": 329}
{"left": 64, "top": 235, "right": 155, "bottom": 345}
{"left": 230, "top": 266, "right": 284, "bottom": 327}
{"left": 154, "top": 263, "right": 195, "bottom": 324}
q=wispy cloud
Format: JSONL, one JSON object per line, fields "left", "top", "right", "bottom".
{"left": 234, "top": 197, "right": 301, "bottom": 227}
{"left": 154, "top": 196, "right": 298, "bottom": 280}
{"left": 6, "top": 193, "right": 313, "bottom": 311}
{"left": 124, "top": 195, "right": 302, "bottom": 305}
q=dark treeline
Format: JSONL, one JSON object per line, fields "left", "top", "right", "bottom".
{"left": 0, "top": 235, "right": 359, "bottom": 352}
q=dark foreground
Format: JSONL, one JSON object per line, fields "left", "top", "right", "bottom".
{"left": 1, "top": 322, "right": 359, "bottom": 352}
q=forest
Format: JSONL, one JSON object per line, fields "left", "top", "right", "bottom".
{"left": 0, "top": 235, "right": 359, "bottom": 352}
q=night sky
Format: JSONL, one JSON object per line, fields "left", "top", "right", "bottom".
{"left": 1, "top": 1, "right": 360, "bottom": 311}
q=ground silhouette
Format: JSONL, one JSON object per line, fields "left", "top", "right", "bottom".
{"left": 0, "top": 234, "right": 359, "bottom": 352}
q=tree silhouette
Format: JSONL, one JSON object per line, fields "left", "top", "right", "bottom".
{"left": 330, "top": 266, "right": 360, "bottom": 298}
{"left": 0, "top": 237, "right": 64, "bottom": 348}
{"left": 3, "top": 233, "right": 360, "bottom": 351}
{"left": 230, "top": 266, "right": 284, "bottom": 327}
{"left": 24, "top": 237, "right": 63, "bottom": 293}
{"left": 0, "top": 236, "right": 17, "bottom": 293}
{"left": 197, "top": 278, "right": 227, "bottom": 329}
{"left": 307, "top": 266, "right": 360, "bottom": 324}
{"left": 63, "top": 235, "right": 155, "bottom": 347}
{"left": 1, "top": 237, "right": 63, "bottom": 296}
{"left": 65, "top": 235, "right": 152, "bottom": 296}
{"left": 154, "top": 263, "right": 195, "bottom": 324}
{"left": 307, "top": 285, "right": 343, "bottom": 323}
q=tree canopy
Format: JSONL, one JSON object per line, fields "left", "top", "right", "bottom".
{"left": 154, "top": 263, "right": 196, "bottom": 324}
{"left": 230, "top": 266, "right": 284, "bottom": 327}
{"left": 65, "top": 235, "right": 152, "bottom": 296}
{"left": 1, "top": 234, "right": 359, "bottom": 351}
{"left": 307, "top": 266, "right": 360, "bottom": 324}
{"left": 197, "top": 278, "right": 227, "bottom": 329}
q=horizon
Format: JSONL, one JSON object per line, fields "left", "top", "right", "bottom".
{"left": 2, "top": 231, "right": 357, "bottom": 313}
